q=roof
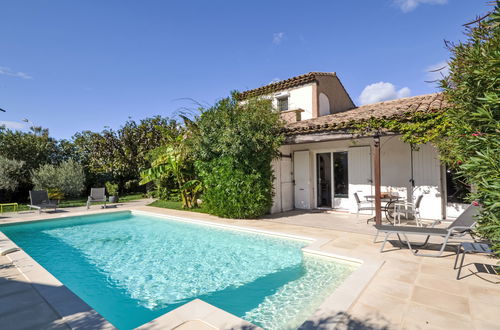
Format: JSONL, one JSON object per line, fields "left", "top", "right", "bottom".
{"left": 238, "top": 72, "right": 337, "bottom": 99}
{"left": 284, "top": 93, "right": 448, "bottom": 134}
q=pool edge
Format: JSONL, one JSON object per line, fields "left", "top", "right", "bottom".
{"left": 1, "top": 208, "right": 383, "bottom": 329}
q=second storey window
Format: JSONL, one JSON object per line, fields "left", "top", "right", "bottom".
{"left": 277, "top": 97, "right": 289, "bottom": 111}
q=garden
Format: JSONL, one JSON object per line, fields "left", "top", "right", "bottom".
{"left": 0, "top": 3, "right": 498, "bottom": 256}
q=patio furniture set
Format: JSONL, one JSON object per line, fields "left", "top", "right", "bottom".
{"left": 355, "top": 192, "right": 423, "bottom": 225}
{"left": 3, "top": 188, "right": 113, "bottom": 215}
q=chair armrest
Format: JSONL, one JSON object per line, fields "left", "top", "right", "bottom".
{"left": 449, "top": 225, "right": 475, "bottom": 232}
{"left": 394, "top": 202, "right": 413, "bottom": 207}
{"left": 420, "top": 219, "right": 442, "bottom": 228}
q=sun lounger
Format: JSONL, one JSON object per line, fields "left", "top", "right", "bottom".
{"left": 29, "top": 190, "right": 58, "bottom": 214}
{"left": 87, "top": 187, "right": 107, "bottom": 209}
{"left": 374, "top": 205, "right": 480, "bottom": 257}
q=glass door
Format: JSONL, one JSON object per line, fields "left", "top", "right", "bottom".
{"left": 316, "top": 151, "right": 349, "bottom": 209}
{"left": 333, "top": 152, "right": 349, "bottom": 208}
{"left": 316, "top": 153, "right": 332, "bottom": 208}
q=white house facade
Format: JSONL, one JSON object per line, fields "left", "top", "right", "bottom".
{"left": 240, "top": 72, "right": 469, "bottom": 220}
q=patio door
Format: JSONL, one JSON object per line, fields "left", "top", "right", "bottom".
{"left": 316, "top": 153, "right": 332, "bottom": 207}
{"left": 315, "top": 151, "right": 349, "bottom": 209}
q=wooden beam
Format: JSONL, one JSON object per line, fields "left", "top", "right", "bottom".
{"left": 373, "top": 135, "right": 382, "bottom": 225}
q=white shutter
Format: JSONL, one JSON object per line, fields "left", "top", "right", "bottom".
{"left": 412, "top": 143, "right": 442, "bottom": 220}
{"left": 348, "top": 146, "right": 372, "bottom": 213}
{"left": 293, "top": 151, "right": 311, "bottom": 209}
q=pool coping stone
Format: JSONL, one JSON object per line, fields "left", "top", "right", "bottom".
{"left": 0, "top": 207, "right": 383, "bottom": 330}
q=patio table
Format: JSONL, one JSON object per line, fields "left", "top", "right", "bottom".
{"left": 365, "top": 194, "right": 402, "bottom": 224}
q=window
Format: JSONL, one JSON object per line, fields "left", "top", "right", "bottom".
{"left": 277, "top": 97, "right": 288, "bottom": 111}
{"left": 333, "top": 152, "right": 348, "bottom": 198}
{"left": 446, "top": 167, "right": 470, "bottom": 204}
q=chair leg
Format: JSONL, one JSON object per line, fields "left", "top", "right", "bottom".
{"left": 379, "top": 233, "right": 390, "bottom": 253}
{"left": 405, "top": 233, "right": 448, "bottom": 257}
{"left": 454, "top": 244, "right": 462, "bottom": 269}
{"left": 373, "top": 231, "right": 380, "bottom": 243}
{"left": 456, "top": 250, "right": 466, "bottom": 280}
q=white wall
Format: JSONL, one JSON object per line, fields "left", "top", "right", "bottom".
{"left": 272, "top": 84, "right": 314, "bottom": 119}
{"left": 319, "top": 93, "right": 330, "bottom": 116}
{"left": 271, "top": 136, "right": 444, "bottom": 220}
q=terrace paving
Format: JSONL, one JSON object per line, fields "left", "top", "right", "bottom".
{"left": 0, "top": 202, "right": 498, "bottom": 329}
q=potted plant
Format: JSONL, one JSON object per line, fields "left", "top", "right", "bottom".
{"left": 48, "top": 188, "right": 64, "bottom": 205}
{"left": 105, "top": 182, "right": 119, "bottom": 203}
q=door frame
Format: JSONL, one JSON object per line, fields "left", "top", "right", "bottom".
{"left": 313, "top": 148, "right": 350, "bottom": 209}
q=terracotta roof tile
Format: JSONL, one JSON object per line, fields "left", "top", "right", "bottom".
{"left": 237, "top": 72, "right": 337, "bottom": 99}
{"left": 284, "top": 93, "right": 448, "bottom": 134}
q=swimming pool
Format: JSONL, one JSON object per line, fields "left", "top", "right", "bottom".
{"left": 1, "top": 211, "right": 358, "bottom": 329}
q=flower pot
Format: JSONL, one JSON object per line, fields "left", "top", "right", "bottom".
{"left": 109, "top": 196, "right": 119, "bottom": 203}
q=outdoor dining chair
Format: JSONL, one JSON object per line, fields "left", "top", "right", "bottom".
{"left": 354, "top": 192, "right": 375, "bottom": 217}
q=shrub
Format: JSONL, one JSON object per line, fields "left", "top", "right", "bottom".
{"left": 192, "top": 93, "right": 283, "bottom": 218}
{"left": 31, "top": 159, "right": 85, "bottom": 198}
{"left": 438, "top": 4, "right": 500, "bottom": 255}
{"left": 105, "top": 182, "right": 119, "bottom": 196}
{"left": 0, "top": 156, "right": 25, "bottom": 192}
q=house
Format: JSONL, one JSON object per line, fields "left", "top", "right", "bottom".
{"left": 239, "top": 72, "right": 469, "bottom": 220}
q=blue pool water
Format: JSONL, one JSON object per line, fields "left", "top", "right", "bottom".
{"left": 1, "top": 212, "right": 357, "bottom": 329}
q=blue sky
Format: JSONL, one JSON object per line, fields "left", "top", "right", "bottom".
{"left": 0, "top": 0, "right": 489, "bottom": 139}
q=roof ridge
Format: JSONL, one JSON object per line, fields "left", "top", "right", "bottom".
{"left": 238, "top": 71, "right": 337, "bottom": 99}
{"left": 356, "top": 93, "right": 442, "bottom": 108}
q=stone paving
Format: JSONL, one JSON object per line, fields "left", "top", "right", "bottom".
{"left": 0, "top": 202, "right": 498, "bottom": 329}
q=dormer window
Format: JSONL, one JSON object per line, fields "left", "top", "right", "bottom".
{"left": 277, "top": 96, "right": 289, "bottom": 111}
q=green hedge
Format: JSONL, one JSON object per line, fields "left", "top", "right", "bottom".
{"left": 192, "top": 93, "right": 283, "bottom": 218}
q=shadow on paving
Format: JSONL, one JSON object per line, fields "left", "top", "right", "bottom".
{"left": 299, "top": 311, "right": 392, "bottom": 330}
{"left": 0, "top": 277, "right": 110, "bottom": 330}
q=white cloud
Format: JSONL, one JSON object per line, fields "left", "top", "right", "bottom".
{"left": 0, "top": 66, "right": 33, "bottom": 79}
{"left": 0, "top": 120, "right": 28, "bottom": 130}
{"left": 359, "top": 82, "right": 411, "bottom": 105}
{"left": 393, "top": 0, "right": 447, "bottom": 13}
{"left": 425, "top": 60, "right": 449, "bottom": 81}
{"left": 272, "top": 32, "right": 285, "bottom": 45}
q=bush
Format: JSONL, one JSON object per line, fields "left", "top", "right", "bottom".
{"left": 31, "top": 159, "right": 85, "bottom": 198}
{"left": 0, "top": 156, "right": 25, "bottom": 192}
{"left": 105, "top": 182, "right": 119, "bottom": 196}
{"left": 192, "top": 93, "right": 283, "bottom": 218}
{"left": 438, "top": 4, "right": 500, "bottom": 255}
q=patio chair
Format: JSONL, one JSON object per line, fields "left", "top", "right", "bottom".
{"left": 354, "top": 192, "right": 375, "bottom": 217}
{"left": 374, "top": 204, "right": 480, "bottom": 257}
{"left": 29, "top": 190, "right": 58, "bottom": 214}
{"left": 393, "top": 195, "right": 424, "bottom": 226}
{"left": 87, "top": 188, "right": 107, "bottom": 209}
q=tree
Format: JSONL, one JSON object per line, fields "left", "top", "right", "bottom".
{"left": 73, "top": 116, "right": 179, "bottom": 189}
{"left": 438, "top": 3, "right": 500, "bottom": 255}
{"left": 0, "top": 126, "right": 62, "bottom": 200}
{"left": 31, "top": 159, "right": 86, "bottom": 198}
{"left": 0, "top": 156, "right": 25, "bottom": 192}
{"left": 191, "top": 93, "right": 284, "bottom": 218}
{"left": 140, "top": 129, "right": 202, "bottom": 208}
